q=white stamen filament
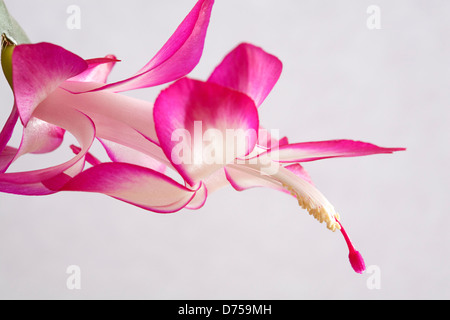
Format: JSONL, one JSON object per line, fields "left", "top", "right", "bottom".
{"left": 229, "top": 162, "right": 341, "bottom": 231}
{"left": 274, "top": 167, "right": 341, "bottom": 231}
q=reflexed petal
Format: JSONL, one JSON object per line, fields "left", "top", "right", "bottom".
{"left": 69, "top": 55, "right": 119, "bottom": 83}
{"left": 0, "top": 117, "right": 65, "bottom": 172}
{"left": 208, "top": 43, "right": 282, "bottom": 107}
{"left": 61, "top": 162, "right": 199, "bottom": 213}
{"left": 261, "top": 139, "right": 406, "bottom": 163}
{"left": 12, "top": 42, "right": 87, "bottom": 125}
{"left": 154, "top": 78, "right": 259, "bottom": 186}
{"left": 83, "top": 0, "right": 214, "bottom": 93}
{"left": 0, "top": 103, "right": 18, "bottom": 153}
{"left": 0, "top": 146, "right": 17, "bottom": 170}
{"left": 0, "top": 110, "right": 95, "bottom": 195}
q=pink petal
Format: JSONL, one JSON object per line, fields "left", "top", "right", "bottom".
{"left": 21, "top": 118, "right": 65, "bottom": 155}
{"left": 201, "top": 167, "right": 230, "bottom": 194}
{"left": 12, "top": 42, "right": 88, "bottom": 125}
{"left": 53, "top": 82, "right": 170, "bottom": 168}
{"left": 0, "top": 110, "right": 95, "bottom": 195}
{"left": 61, "top": 162, "right": 199, "bottom": 213}
{"left": 0, "top": 103, "right": 19, "bottom": 153}
{"left": 68, "top": 55, "right": 119, "bottom": 83}
{"left": 256, "top": 127, "right": 284, "bottom": 150}
{"left": 99, "top": 138, "right": 166, "bottom": 173}
{"left": 285, "top": 163, "right": 314, "bottom": 186}
{"left": 154, "top": 78, "right": 259, "bottom": 186}
{"left": 208, "top": 43, "right": 282, "bottom": 107}
{"left": 262, "top": 139, "right": 406, "bottom": 163}
{"left": 185, "top": 181, "right": 208, "bottom": 210}
{"left": 82, "top": 0, "right": 214, "bottom": 93}
{"left": 70, "top": 145, "right": 102, "bottom": 166}
{"left": 279, "top": 136, "right": 289, "bottom": 146}
{"left": 0, "top": 117, "right": 65, "bottom": 173}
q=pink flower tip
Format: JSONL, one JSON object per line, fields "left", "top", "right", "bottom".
{"left": 349, "top": 250, "right": 366, "bottom": 274}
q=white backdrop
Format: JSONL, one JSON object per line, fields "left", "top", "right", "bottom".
{"left": 0, "top": 0, "right": 448, "bottom": 299}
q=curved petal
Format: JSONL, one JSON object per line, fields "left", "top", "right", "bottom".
{"left": 201, "top": 166, "right": 231, "bottom": 195}
{"left": 260, "top": 139, "right": 406, "bottom": 163}
{"left": 0, "top": 103, "right": 18, "bottom": 153}
{"left": 70, "top": 145, "right": 102, "bottom": 166}
{"left": 82, "top": 0, "right": 214, "bottom": 93}
{"left": 61, "top": 162, "right": 199, "bottom": 213}
{"left": 99, "top": 138, "right": 166, "bottom": 173}
{"left": 154, "top": 78, "right": 259, "bottom": 186}
{"left": 0, "top": 117, "right": 65, "bottom": 173}
{"left": 285, "top": 163, "right": 313, "bottom": 185}
{"left": 255, "top": 127, "right": 289, "bottom": 151}
{"left": 208, "top": 43, "right": 282, "bottom": 107}
{"left": 0, "top": 109, "right": 95, "bottom": 195}
{"left": 53, "top": 82, "right": 171, "bottom": 168}
{"left": 12, "top": 42, "right": 88, "bottom": 125}
{"left": 24, "top": 119, "right": 65, "bottom": 155}
{"left": 68, "top": 55, "right": 119, "bottom": 83}
{"left": 184, "top": 181, "right": 208, "bottom": 210}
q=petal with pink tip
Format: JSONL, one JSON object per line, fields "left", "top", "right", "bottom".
{"left": 0, "top": 146, "right": 17, "bottom": 170}
{"left": 199, "top": 167, "right": 230, "bottom": 195}
{"left": 61, "top": 162, "right": 199, "bottom": 213}
{"left": 154, "top": 78, "right": 259, "bottom": 186}
{"left": 21, "top": 118, "right": 65, "bottom": 155}
{"left": 0, "top": 117, "right": 65, "bottom": 173}
{"left": 83, "top": 0, "right": 214, "bottom": 93}
{"left": 261, "top": 139, "right": 406, "bottom": 163}
{"left": 0, "top": 103, "right": 18, "bottom": 153}
{"left": 12, "top": 42, "right": 88, "bottom": 125}
{"left": 99, "top": 138, "right": 166, "bottom": 173}
{"left": 208, "top": 43, "right": 282, "bottom": 107}
{"left": 69, "top": 55, "right": 119, "bottom": 83}
{"left": 185, "top": 181, "right": 208, "bottom": 210}
{"left": 0, "top": 109, "right": 95, "bottom": 195}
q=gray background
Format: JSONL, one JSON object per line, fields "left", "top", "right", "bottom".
{"left": 0, "top": 0, "right": 448, "bottom": 299}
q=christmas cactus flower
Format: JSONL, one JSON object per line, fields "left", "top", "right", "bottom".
{"left": 0, "top": 0, "right": 404, "bottom": 274}
{"left": 150, "top": 43, "right": 404, "bottom": 273}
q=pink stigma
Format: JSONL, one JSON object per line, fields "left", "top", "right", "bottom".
{"left": 335, "top": 219, "right": 366, "bottom": 274}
